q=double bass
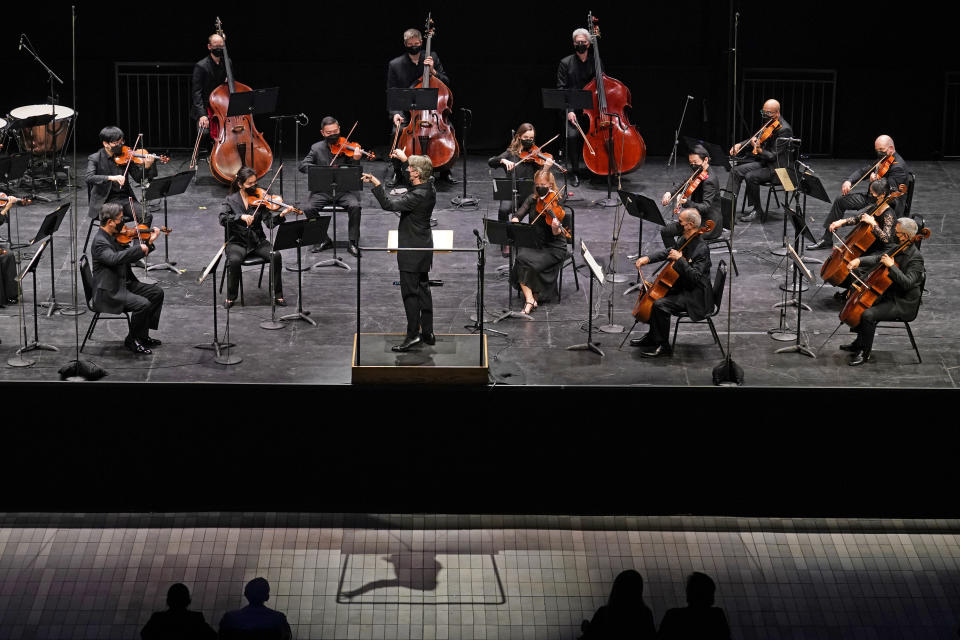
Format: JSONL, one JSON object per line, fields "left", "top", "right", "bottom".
{"left": 397, "top": 14, "right": 459, "bottom": 171}
{"left": 632, "top": 220, "right": 714, "bottom": 322}
{"left": 580, "top": 13, "right": 646, "bottom": 176}
{"left": 207, "top": 17, "right": 274, "bottom": 184}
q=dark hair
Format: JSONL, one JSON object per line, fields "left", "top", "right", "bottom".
{"left": 231, "top": 167, "right": 258, "bottom": 193}
{"left": 507, "top": 123, "right": 535, "bottom": 155}
{"left": 686, "top": 572, "right": 716, "bottom": 607}
{"left": 244, "top": 577, "right": 270, "bottom": 605}
{"left": 869, "top": 178, "right": 890, "bottom": 197}
{"left": 689, "top": 144, "right": 709, "bottom": 160}
{"left": 99, "top": 202, "right": 123, "bottom": 225}
{"left": 608, "top": 569, "right": 645, "bottom": 609}
{"left": 320, "top": 116, "right": 338, "bottom": 129}
{"left": 99, "top": 126, "right": 124, "bottom": 143}
{"left": 166, "top": 583, "right": 191, "bottom": 609}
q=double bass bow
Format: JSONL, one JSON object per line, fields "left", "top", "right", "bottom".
{"left": 631, "top": 220, "right": 714, "bottom": 322}
{"left": 397, "top": 13, "right": 459, "bottom": 172}
{"left": 207, "top": 17, "right": 274, "bottom": 184}
{"left": 580, "top": 12, "right": 646, "bottom": 177}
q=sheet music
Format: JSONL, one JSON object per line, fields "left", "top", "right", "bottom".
{"left": 580, "top": 241, "right": 605, "bottom": 284}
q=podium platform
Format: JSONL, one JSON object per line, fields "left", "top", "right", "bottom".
{"left": 352, "top": 333, "right": 488, "bottom": 385}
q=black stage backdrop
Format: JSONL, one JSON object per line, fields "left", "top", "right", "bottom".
{"left": 1, "top": 2, "right": 949, "bottom": 159}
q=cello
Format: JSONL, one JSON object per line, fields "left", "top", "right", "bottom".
{"left": 632, "top": 220, "right": 714, "bottom": 322}
{"left": 820, "top": 185, "right": 905, "bottom": 286}
{"left": 580, "top": 13, "right": 646, "bottom": 177}
{"left": 840, "top": 227, "right": 929, "bottom": 328}
{"left": 397, "top": 14, "right": 459, "bottom": 172}
{"left": 207, "top": 17, "right": 274, "bottom": 184}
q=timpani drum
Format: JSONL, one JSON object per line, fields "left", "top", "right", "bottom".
{"left": 9, "top": 104, "right": 75, "bottom": 154}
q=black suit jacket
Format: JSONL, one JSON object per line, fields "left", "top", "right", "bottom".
{"left": 372, "top": 180, "right": 436, "bottom": 272}
{"left": 647, "top": 235, "right": 714, "bottom": 321}
{"left": 681, "top": 172, "right": 721, "bottom": 231}
{"left": 85, "top": 149, "right": 155, "bottom": 220}
{"left": 219, "top": 191, "right": 284, "bottom": 249}
{"left": 90, "top": 227, "right": 145, "bottom": 314}
{"left": 737, "top": 117, "right": 793, "bottom": 168}
{"left": 191, "top": 55, "right": 227, "bottom": 121}
{"left": 858, "top": 243, "right": 925, "bottom": 320}
{"left": 845, "top": 152, "right": 910, "bottom": 192}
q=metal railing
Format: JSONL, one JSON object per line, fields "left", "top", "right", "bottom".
{"left": 739, "top": 68, "right": 836, "bottom": 157}
{"left": 115, "top": 62, "right": 195, "bottom": 150}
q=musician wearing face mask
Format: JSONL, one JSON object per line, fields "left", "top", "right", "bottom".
{"left": 191, "top": 34, "right": 227, "bottom": 134}
{"left": 509, "top": 169, "right": 569, "bottom": 315}
{"left": 725, "top": 99, "right": 793, "bottom": 223}
{"left": 659, "top": 146, "right": 721, "bottom": 248}
{"left": 299, "top": 116, "right": 363, "bottom": 257}
{"left": 808, "top": 135, "right": 909, "bottom": 250}
{"left": 557, "top": 28, "right": 597, "bottom": 187}
{"left": 85, "top": 126, "right": 155, "bottom": 225}
{"left": 387, "top": 28, "right": 456, "bottom": 189}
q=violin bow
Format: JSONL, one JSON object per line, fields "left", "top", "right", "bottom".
{"left": 249, "top": 164, "right": 284, "bottom": 220}
{"left": 329, "top": 121, "right": 359, "bottom": 166}
{"left": 120, "top": 133, "right": 144, "bottom": 182}
{"left": 528, "top": 184, "right": 569, "bottom": 226}
{"left": 517, "top": 134, "right": 559, "bottom": 165}
{"left": 849, "top": 154, "right": 892, "bottom": 191}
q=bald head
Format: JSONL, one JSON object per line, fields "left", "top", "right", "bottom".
{"left": 875, "top": 135, "right": 895, "bottom": 156}
{"left": 762, "top": 99, "right": 781, "bottom": 118}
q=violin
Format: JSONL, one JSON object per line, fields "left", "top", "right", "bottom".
{"left": 207, "top": 17, "right": 274, "bottom": 184}
{"left": 329, "top": 137, "right": 376, "bottom": 163}
{"left": 820, "top": 185, "right": 906, "bottom": 286}
{"left": 517, "top": 136, "right": 567, "bottom": 174}
{"left": 245, "top": 187, "right": 303, "bottom": 216}
{"left": 840, "top": 228, "right": 930, "bottom": 328}
{"left": 530, "top": 188, "right": 572, "bottom": 239}
{"left": 397, "top": 14, "right": 459, "bottom": 172}
{"left": 632, "top": 220, "right": 715, "bottom": 322}
{"left": 732, "top": 116, "right": 781, "bottom": 162}
{"left": 116, "top": 224, "right": 172, "bottom": 246}
{"left": 580, "top": 13, "right": 646, "bottom": 176}
{"left": 668, "top": 165, "right": 709, "bottom": 215}
{"left": 0, "top": 193, "right": 32, "bottom": 206}
{"left": 112, "top": 146, "right": 170, "bottom": 165}
{"left": 849, "top": 153, "right": 898, "bottom": 192}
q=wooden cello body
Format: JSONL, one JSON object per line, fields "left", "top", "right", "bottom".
{"left": 632, "top": 220, "right": 714, "bottom": 322}
{"left": 820, "top": 187, "right": 904, "bottom": 286}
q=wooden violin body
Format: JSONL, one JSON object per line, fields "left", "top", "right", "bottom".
{"left": 632, "top": 220, "right": 714, "bottom": 322}
{"left": 534, "top": 193, "right": 571, "bottom": 239}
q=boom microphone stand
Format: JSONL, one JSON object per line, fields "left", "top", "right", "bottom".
{"left": 450, "top": 108, "right": 478, "bottom": 208}
{"left": 666, "top": 95, "right": 694, "bottom": 170}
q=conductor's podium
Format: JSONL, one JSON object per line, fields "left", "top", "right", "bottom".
{"left": 352, "top": 333, "right": 488, "bottom": 385}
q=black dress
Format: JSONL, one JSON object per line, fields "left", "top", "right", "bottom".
{"left": 511, "top": 194, "right": 568, "bottom": 303}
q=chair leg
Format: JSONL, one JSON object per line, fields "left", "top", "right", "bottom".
{"left": 726, "top": 239, "right": 739, "bottom": 276}
{"left": 571, "top": 254, "right": 581, "bottom": 291}
{"left": 903, "top": 321, "right": 921, "bottom": 363}
{"left": 707, "top": 317, "right": 725, "bottom": 358}
{"left": 671, "top": 317, "right": 681, "bottom": 351}
{"left": 258, "top": 264, "right": 265, "bottom": 288}
{"left": 80, "top": 313, "right": 99, "bottom": 353}
{"left": 82, "top": 219, "right": 96, "bottom": 254}
{"left": 219, "top": 262, "right": 225, "bottom": 294}
{"left": 558, "top": 261, "right": 563, "bottom": 302}
{"left": 239, "top": 271, "right": 245, "bottom": 306}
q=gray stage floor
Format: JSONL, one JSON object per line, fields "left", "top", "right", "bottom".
{"left": 1, "top": 154, "right": 956, "bottom": 387}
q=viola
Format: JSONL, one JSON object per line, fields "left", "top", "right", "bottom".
{"left": 820, "top": 185, "right": 906, "bottom": 286}
{"left": 329, "top": 137, "right": 376, "bottom": 162}
{"left": 530, "top": 189, "right": 572, "bottom": 239}
{"left": 246, "top": 188, "right": 303, "bottom": 216}
{"left": 397, "top": 13, "right": 459, "bottom": 172}
{"left": 669, "top": 165, "right": 709, "bottom": 215}
{"left": 876, "top": 153, "right": 895, "bottom": 179}
{"left": 518, "top": 141, "right": 567, "bottom": 174}
{"left": 207, "top": 17, "right": 274, "bottom": 184}
{"left": 840, "top": 228, "right": 930, "bottom": 328}
{"left": 0, "top": 193, "right": 32, "bottom": 206}
{"left": 580, "top": 13, "right": 646, "bottom": 176}
{"left": 752, "top": 117, "right": 780, "bottom": 155}
{"left": 632, "top": 220, "right": 715, "bottom": 322}
{"left": 116, "top": 224, "right": 172, "bottom": 245}
{"left": 112, "top": 146, "right": 170, "bottom": 165}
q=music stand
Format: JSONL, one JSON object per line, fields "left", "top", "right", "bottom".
{"left": 567, "top": 240, "right": 604, "bottom": 356}
{"left": 682, "top": 136, "right": 731, "bottom": 171}
{"left": 485, "top": 220, "right": 541, "bottom": 322}
{"left": 13, "top": 236, "right": 58, "bottom": 358}
{"left": 226, "top": 87, "right": 279, "bottom": 169}
{"left": 618, "top": 190, "right": 665, "bottom": 295}
{"left": 307, "top": 166, "right": 361, "bottom": 271}
{"left": 274, "top": 218, "right": 325, "bottom": 326}
{"left": 541, "top": 88, "right": 593, "bottom": 177}
{"left": 492, "top": 178, "right": 533, "bottom": 274}
{"left": 774, "top": 243, "right": 816, "bottom": 358}
{"left": 195, "top": 243, "right": 240, "bottom": 365}
{"left": 29, "top": 203, "right": 70, "bottom": 316}
{"left": 144, "top": 170, "right": 193, "bottom": 274}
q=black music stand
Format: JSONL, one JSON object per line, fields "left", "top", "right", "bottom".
{"left": 618, "top": 191, "right": 665, "bottom": 295}
{"left": 492, "top": 178, "right": 533, "bottom": 274}
{"left": 485, "top": 219, "right": 541, "bottom": 322}
{"left": 195, "top": 244, "right": 240, "bottom": 365}
{"left": 567, "top": 240, "right": 605, "bottom": 356}
{"left": 144, "top": 170, "right": 193, "bottom": 274}
{"left": 774, "top": 244, "right": 816, "bottom": 358}
{"left": 307, "top": 165, "right": 362, "bottom": 271}
{"left": 29, "top": 203, "right": 70, "bottom": 316}
{"left": 275, "top": 218, "right": 325, "bottom": 326}
{"left": 541, "top": 88, "right": 593, "bottom": 179}
{"left": 682, "top": 136, "right": 731, "bottom": 171}
{"left": 13, "top": 236, "right": 58, "bottom": 360}
{"left": 387, "top": 88, "right": 440, "bottom": 116}
{"left": 226, "top": 87, "right": 279, "bottom": 170}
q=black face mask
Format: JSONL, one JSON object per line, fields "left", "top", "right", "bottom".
{"left": 535, "top": 186, "right": 549, "bottom": 197}
{"left": 574, "top": 43, "right": 588, "bottom": 54}
{"left": 406, "top": 45, "right": 421, "bottom": 55}
{"left": 761, "top": 111, "right": 775, "bottom": 120}
{"left": 245, "top": 186, "right": 259, "bottom": 196}
{"left": 325, "top": 134, "right": 341, "bottom": 146}
{"left": 520, "top": 139, "right": 534, "bottom": 151}
{"left": 211, "top": 48, "right": 224, "bottom": 58}
{"left": 877, "top": 150, "right": 887, "bottom": 159}
{"left": 690, "top": 163, "right": 702, "bottom": 171}
{"left": 110, "top": 143, "right": 124, "bottom": 155}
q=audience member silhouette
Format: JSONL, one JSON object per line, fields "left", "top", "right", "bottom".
{"left": 658, "top": 572, "right": 731, "bottom": 639}
{"left": 580, "top": 569, "right": 656, "bottom": 640}
{"left": 140, "top": 583, "right": 216, "bottom": 640}
{"left": 219, "top": 577, "right": 292, "bottom": 640}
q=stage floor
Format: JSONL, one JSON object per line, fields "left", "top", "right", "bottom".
{"left": 1, "top": 154, "right": 957, "bottom": 388}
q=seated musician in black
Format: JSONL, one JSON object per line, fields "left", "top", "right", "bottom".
{"left": 725, "top": 99, "right": 793, "bottom": 223}
{"left": 809, "top": 135, "right": 908, "bottom": 249}
{"left": 361, "top": 151, "right": 436, "bottom": 352}
{"left": 90, "top": 203, "right": 163, "bottom": 355}
{"left": 0, "top": 196, "right": 23, "bottom": 306}
{"left": 85, "top": 126, "right": 155, "bottom": 226}
{"left": 660, "top": 145, "right": 721, "bottom": 247}
{"left": 299, "top": 116, "right": 362, "bottom": 257}
{"left": 488, "top": 123, "right": 555, "bottom": 257}
{"left": 842, "top": 217, "right": 925, "bottom": 366}
{"left": 387, "top": 27, "right": 456, "bottom": 188}
{"left": 218, "top": 167, "right": 289, "bottom": 309}
{"left": 510, "top": 169, "right": 568, "bottom": 315}
{"left": 829, "top": 179, "right": 896, "bottom": 297}
{"left": 630, "top": 209, "right": 713, "bottom": 358}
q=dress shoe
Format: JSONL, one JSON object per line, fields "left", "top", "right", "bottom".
{"left": 737, "top": 210, "right": 758, "bottom": 223}
{"left": 310, "top": 240, "right": 333, "bottom": 253}
{"left": 838, "top": 340, "right": 860, "bottom": 352}
{"left": 639, "top": 344, "right": 672, "bottom": 358}
{"left": 5, "top": 297, "right": 17, "bottom": 305}
{"left": 833, "top": 290, "right": 848, "bottom": 302}
{"left": 224, "top": 299, "right": 235, "bottom": 310}
{"left": 569, "top": 174, "right": 580, "bottom": 187}
{"left": 629, "top": 333, "right": 655, "bottom": 347}
{"left": 501, "top": 245, "right": 510, "bottom": 258}
{"left": 421, "top": 332, "right": 436, "bottom": 345}
{"left": 347, "top": 243, "right": 359, "bottom": 257}
{"left": 807, "top": 237, "right": 832, "bottom": 250}
{"left": 437, "top": 173, "right": 458, "bottom": 185}
{"left": 141, "top": 336, "right": 162, "bottom": 347}
{"left": 849, "top": 350, "right": 872, "bottom": 366}
{"left": 275, "top": 297, "right": 287, "bottom": 307}
{"left": 392, "top": 335, "right": 422, "bottom": 352}
{"left": 124, "top": 338, "right": 152, "bottom": 355}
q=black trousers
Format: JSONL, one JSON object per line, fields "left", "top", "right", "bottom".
{"left": 224, "top": 241, "right": 283, "bottom": 301}
{"left": 0, "top": 252, "right": 18, "bottom": 303}
{"left": 648, "top": 293, "right": 689, "bottom": 347}
{"left": 399, "top": 270, "right": 433, "bottom": 338}
{"left": 303, "top": 191, "right": 361, "bottom": 244}
{"left": 565, "top": 117, "right": 584, "bottom": 173}
{"left": 725, "top": 161, "right": 776, "bottom": 213}
{"left": 123, "top": 280, "right": 164, "bottom": 341}
{"left": 853, "top": 299, "right": 901, "bottom": 353}
{"left": 822, "top": 192, "right": 871, "bottom": 231}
